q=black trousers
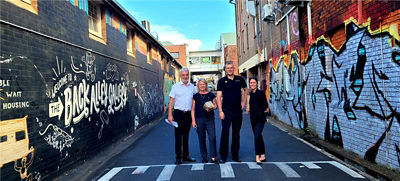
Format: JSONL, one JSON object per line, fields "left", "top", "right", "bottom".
{"left": 219, "top": 111, "right": 242, "bottom": 160}
{"left": 196, "top": 117, "right": 217, "bottom": 160}
{"left": 173, "top": 109, "right": 192, "bottom": 159}
{"left": 250, "top": 118, "right": 266, "bottom": 156}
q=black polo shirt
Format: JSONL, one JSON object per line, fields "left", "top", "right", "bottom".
{"left": 217, "top": 75, "right": 247, "bottom": 113}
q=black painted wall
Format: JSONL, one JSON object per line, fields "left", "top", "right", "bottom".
{"left": 0, "top": 1, "right": 170, "bottom": 180}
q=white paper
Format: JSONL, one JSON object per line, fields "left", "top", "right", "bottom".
{"left": 165, "top": 119, "right": 178, "bottom": 127}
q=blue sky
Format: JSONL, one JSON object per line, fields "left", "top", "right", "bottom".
{"left": 116, "top": 0, "right": 236, "bottom": 51}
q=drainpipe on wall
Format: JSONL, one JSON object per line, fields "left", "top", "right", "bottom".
{"left": 304, "top": 0, "right": 312, "bottom": 126}
{"left": 358, "top": 0, "right": 363, "bottom": 24}
{"left": 307, "top": 0, "right": 312, "bottom": 42}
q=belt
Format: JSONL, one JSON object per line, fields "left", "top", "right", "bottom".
{"left": 174, "top": 109, "right": 191, "bottom": 113}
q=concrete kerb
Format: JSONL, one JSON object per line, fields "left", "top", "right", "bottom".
{"left": 55, "top": 114, "right": 166, "bottom": 181}
{"left": 267, "top": 117, "right": 400, "bottom": 181}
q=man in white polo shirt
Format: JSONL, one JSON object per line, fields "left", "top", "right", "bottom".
{"left": 168, "top": 68, "right": 197, "bottom": 164}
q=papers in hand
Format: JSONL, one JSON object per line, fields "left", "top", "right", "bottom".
{"left": 165, "top": 119, "right": 178, "bottom": 128}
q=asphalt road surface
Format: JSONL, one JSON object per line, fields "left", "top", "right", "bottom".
{"left": 93, "top": 111, "right": 367, "bottom": 181}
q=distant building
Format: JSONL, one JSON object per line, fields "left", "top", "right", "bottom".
{"left": 163, "top": 44, "right": 189, "bottom": 67}
{"left": 220, "top": 33, "right": 238, "bottom": 75}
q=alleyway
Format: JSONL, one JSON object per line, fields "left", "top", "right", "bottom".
{"left": 93, "top": 111, "right": 366, "bottom": 181}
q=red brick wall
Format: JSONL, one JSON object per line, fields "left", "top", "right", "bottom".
{"left": 164, "top": 44, "right": 187, "bottom": 67}
{"left": 224, "top": 45, "right": 239, "bottom": 75}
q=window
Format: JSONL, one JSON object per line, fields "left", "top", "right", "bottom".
{"left": 15, "top": 131, "right": 26, "bottom": 141}
{"left": 166, "top": 61, "right": 171, "bottom": 73}
{"left": 246, "top": 23, "right": 249, "bottom": 49}
{"left": 106, "top": 9, "right": 112, "bottom": 25}
{"left": 88, "top": 2, "right": 102, "bottom": 37}
{"left": 147, "top": 43, "right": 152, "bottom": 64}
{"left": 201, "top": 56, "right": 210, "bottom": 63}
{"left": 211, "top": 56, "right": 221, "bottom": 64}
{"left": 127, "top": 30, "right": 133, "bottom": 53}
{"left": 0, "top": 135, "right": 7, "bottom": 143}
{"left": 170, "top": 52, "right": 180, "bottom": 59}
{"left": 242, "top": 30, "right": 245, "bottom": 53}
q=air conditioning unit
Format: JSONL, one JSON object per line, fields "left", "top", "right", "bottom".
{"left": 246, "top": 0, "right": 256, "bottom": 17}
{"left": 263, "top": 4, "right": 274, "bottom": 22}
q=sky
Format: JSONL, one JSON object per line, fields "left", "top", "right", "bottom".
{"left": 116, "top": 0, "right": 236, "bottom": 51}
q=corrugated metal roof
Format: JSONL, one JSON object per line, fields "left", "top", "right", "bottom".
{"left": 221, "top": 32, "right": 237, "bottom": 45}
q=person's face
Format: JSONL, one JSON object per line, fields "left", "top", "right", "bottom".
{"left": 198, "top": 81, "right": 206, "bottom": 91}
{"left": 181, "top": 70, "right": 189, "bottom": 84}
{"left": 250, "top": 79, "right": 257, "bottom": 90}
{"left": 225, "top": 64, "right": 234, "bottom": 76}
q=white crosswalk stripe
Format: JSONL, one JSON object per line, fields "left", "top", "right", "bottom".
{"left": 302, "top": 162, "right": 321, "bottom": 169}
{"left": 274, "top": 163, "right": 301, "bottom": 178}
{"left": 98, "top": 168, "right": 123, "bottom": 181}
{"left": 156, "top": 165, "right": 176, "bottom": 181}
{"left": 219, "top": 163, "right": 235, "bottom": 178}
{"left": 132, "top": 166, "right": 149, "bottom": 174}
{"left": 246, "top": 162, "right": 262, "bottom": 169}
{"left": 97, "top": 160, "right": 366, "bottom": 180}
{"left": 191, "top": 164, "right": 204, "bottom": 171}
{"left": 327, "top": 161, "right": 364, "bottom": 178}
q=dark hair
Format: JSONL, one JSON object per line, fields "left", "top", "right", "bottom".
{"left": 249, "top": 76, "right": 258, "bottom": 83}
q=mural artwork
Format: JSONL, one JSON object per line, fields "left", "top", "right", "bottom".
{"left": 269, "top": 18, "right": 400, "bottom": 168}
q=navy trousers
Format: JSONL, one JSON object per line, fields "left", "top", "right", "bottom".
{"left": 219, "top": 111, "right": 242, "bottom": 160}
{"left": 250, "top": 119, "right": 266, "bottom": 155}
{"left": 195, "top": 117, "right": 217, "bottom": 160}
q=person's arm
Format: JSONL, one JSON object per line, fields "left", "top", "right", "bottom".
{"left": 261, "top": 91, "right": 268, "bottom": 111}
{"left": 240, "top": 77, "right": 248, "bottom": 110}
{"left": 241, "top": 87, "right": 248, "bottom": 110}
{"left": 217, "top": 91, "right": 224, "bottom": 120}
{"left": 191, "top": 99, "right": 196, "bottom": 128}
{"left": 212, "top": 97, "right": 217, "bottom": 110}
{"left": 168, "top": 97, "right": 174, "bottom": 124}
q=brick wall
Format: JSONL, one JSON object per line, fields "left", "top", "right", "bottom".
{"left": 262, "top": 0, "right": 400, "bottom": 170}
{"left": 164, "top": 44, "right": 187, "bottom": 67}
{"left": 0, "top": 1, "right": 176, "bottom": 180}
{"left": 236, "top": 0, "right": 258, "bottom": 67}
{"left": 224, "top": 45, "right": 239, "bottom": 75}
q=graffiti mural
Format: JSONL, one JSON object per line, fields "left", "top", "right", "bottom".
{"left": 163, "top": 74, "right": 174, "bottom": 112}
{"left": 0, "top": 50, "right": 165, "bottom": 180}
{"left": 0, "top": 116, "right": 36, "bottom": 180}
{"left": 270, "top": 18, "right": 400, "bottom": 168}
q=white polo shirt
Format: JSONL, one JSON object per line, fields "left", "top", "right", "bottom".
{"left": 169, "top": 81, "right": 196, "bottom": 111}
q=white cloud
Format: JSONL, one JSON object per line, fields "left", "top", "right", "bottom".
{"left": 151, "top": 25, "right": 202, "bottom": 51}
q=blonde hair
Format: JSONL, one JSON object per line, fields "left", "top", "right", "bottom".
{"left": 197, "top": 78, "right": 208, "bottom": 92}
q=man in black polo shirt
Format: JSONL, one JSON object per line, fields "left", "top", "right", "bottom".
{"left": 217, "top": 62, "right": 248, "bottom": 163}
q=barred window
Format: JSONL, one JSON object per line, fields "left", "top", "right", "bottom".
{"left": 88, "top": 2, "right": 102, "bottom": 37}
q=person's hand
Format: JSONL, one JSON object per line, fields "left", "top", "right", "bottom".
{"left": 192, "top": 121, "right": 197, "bottom": 129}
{"left": 219, "top": 111, "right": 225, "bottom": 120}
{"left": 168, "top": 114, "right": 174, "bottom": 124}
{"left": 241, "top": 102, "right": 245, "bottom": 110}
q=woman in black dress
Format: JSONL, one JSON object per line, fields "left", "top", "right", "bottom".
{"left": 191, "top": 79, "right": 218, "bottom": 163}
{"left": 248, "top": 77, "right": 268, "bottom": 164}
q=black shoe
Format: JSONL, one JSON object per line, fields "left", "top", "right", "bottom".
{"left": 256, "top": 161, "right": 262, "bottom": 165}
{"left": 175, "top": 158, "right": 182, "bottom": 165}
{"left": 182, "top": 156, "right": 196, "bottom": 162}
{"left": 202, "top": 159, "right": 208, "bottom": 163}
{"left": 219, "top": 159, "right": 226, "bottom": 164}
{"left": 232, "top": 158, "right": 242, "bottom": 162}
{"left": 260, "top": 159, "right": 266, "bottom": 162}
{"left": 210, "top": 158, "right": 217, "bottom": 164}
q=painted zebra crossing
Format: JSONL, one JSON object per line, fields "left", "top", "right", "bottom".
{"left": 97, "top": 161, "right": 365, "bottom": 181}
